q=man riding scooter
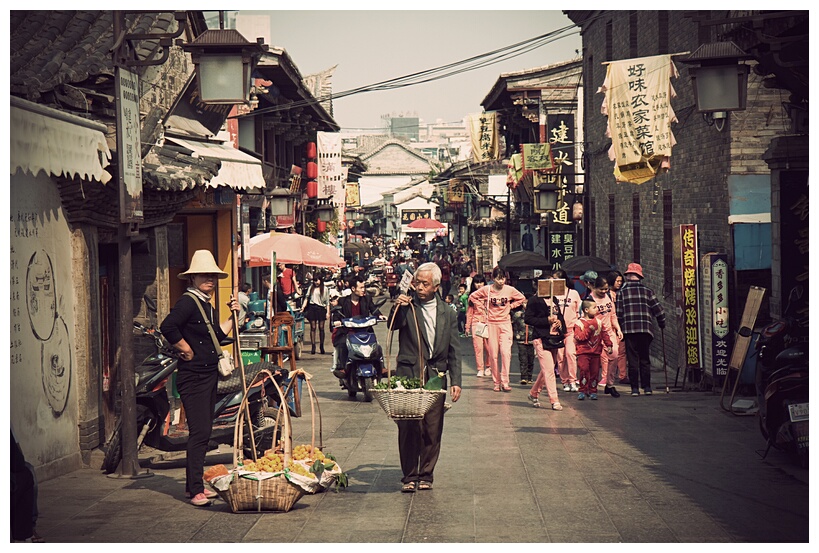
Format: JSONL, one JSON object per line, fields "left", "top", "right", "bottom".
{"left": 332, "top": 276, "right": 386, "bottom": 379}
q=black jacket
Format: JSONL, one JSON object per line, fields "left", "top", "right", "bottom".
{"left": 160, "top": 293, "right": 228, "bottom": 373}
{"left": 524, "top": 295, "right": 565, "bottom": 341}
{"left": 331, "top": 293, "right": 383, "bottom": 345}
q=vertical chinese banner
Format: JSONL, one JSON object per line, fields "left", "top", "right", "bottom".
{"left": 680, "top": 224, "right": 702, "bottom": 374}
{"left": 468, "top": 112, "right": 499, "bottom": 162}
{"left": 701, "top": 253, "right": 731, "bottom": 384}
{"left": 317, "top": 131, "right": 342, "bottom": 200}
{"left": 115, "top": 66, "right": 143, "bottom": 222}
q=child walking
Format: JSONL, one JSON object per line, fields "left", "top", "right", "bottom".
{"left": 457, "top": 284, "right": 468, "bottom": 336}
{"left": 573, "top": 299, "right": 613, "bottom": 400}
{"left": 511, "top": 303, "right": 534, "bottom": 385}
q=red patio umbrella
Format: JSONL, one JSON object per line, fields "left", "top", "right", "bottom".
{"left": 406, "top": 218, "right": 445, "bottom": 230}
{"left": 247, "top": 232, "right": 345, "bottom": 268}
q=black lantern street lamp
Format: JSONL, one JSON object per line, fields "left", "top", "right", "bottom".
{"left": 441, "top": 209, "right": 455, "bottom": 223}
{"left": 314, "top": 202, "right": 335, "bottom": 223}
{"left": 681, "top": 41, "right": 752, "bottom": 114}
{"left": 268, "top": 187, "right": 296, "bottom": 217}
{"left": 183, "top": 29, "right": 267, "bottom": 105}
{"left": 477, "top": 200, "right": 492, "bottom": 219}
{"left": 534, "top": 182, "right": 560, "bottom": 212}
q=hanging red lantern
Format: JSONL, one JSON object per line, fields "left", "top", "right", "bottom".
{"left": 316, "top": 220, "right": 327, "bottom": 232}
{"left": 306, "top": 142, "right": 317, "bottom": 159}
{"left": 572, "top": 201, "right": 584, "bottom": 221}
{"left": 306, "top": 161, "right": 318, "bottom": 179}
{"left": 306, "top": 180, "right": 318, "bottom": 198}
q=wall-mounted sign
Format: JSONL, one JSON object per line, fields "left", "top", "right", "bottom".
{"left": 702, "top": 252, "right": 731, "bottom": 382}
{"left": 680, "top": 224, "right": 701, "bottom": 370}
{"left": 548, "top": 230, "right": 576, "bottom": 271}
{"left": 401, "top": 209, "right": 431, "bottom": 224}
{"left": 448, "top": 179, "right": 465, "bottom": 204}
{"left": 346, "top": 181, "right": 360, "bottom": 208}
{"left": 116, "top": 66, "right": 143, "bottom": 223}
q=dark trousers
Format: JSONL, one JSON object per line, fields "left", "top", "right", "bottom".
{"left": 517, "top": 342, "right": 534, "bottom": 380}
{"left": 176, "top": 368, "right": 218, "bottom": 496}
{"left": 11, "top": 467, "right": 35, "bottom": 541}
{"left": 624, "top": 332, "right": 653, "bottom": 391}
{"left": 396, "top": 394, "right": 445, "bottom": 484}
{"left": 457, "top": 312, "right": 466, "bottom": 333}
{"left": 577, "top": 353, "right": 601, "bottom": 394}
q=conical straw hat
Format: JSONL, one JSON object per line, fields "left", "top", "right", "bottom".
{"left": 177, "top": 250, "right": 229, "bottom": 279}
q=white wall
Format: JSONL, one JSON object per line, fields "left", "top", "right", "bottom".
{"left": 358, "top": 175, "right": 412, "bottom": 206}
{"left": 10, "top": 170, "right": 81, "bottom": 471}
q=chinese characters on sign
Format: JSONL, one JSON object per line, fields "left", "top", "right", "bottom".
{"left": 521, "top": 143, "right": 555, "bottom": 170}
{"left": 548, "top": 231, "right": 576, "bottom": 271}
{"left": 598, "top": 54, "right": 678, "bottom": 184}
{"left": 346, "top": 181, "right": 360, "bottom": 208}
{"left": 317, "top": 131, "right": 342, "bottom": 199}
{"left": 448, "top": 179, "right": 465, "bottom": 204}
{"left": 709, "top": 254, "right": 731, "bottom": 379}
{"left": 468, "top": 112, "right": 499, "bottom": 162}
{"left": 680, "top": 224, "right": 701, "bottom": 370}
{"left": 546, "top": 114, "right": 576, "bottom": 225}
{"left": 401, "top": 210, "right": 431, "bottom": 225}
{"left": 116, "top": 66, "right": 143, "bottom": 222}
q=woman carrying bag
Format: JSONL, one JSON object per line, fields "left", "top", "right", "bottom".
{"left": 525, "top": 289, "right": 567, "bottom": 411}
{"left": 301, "top": 273, "right": 331, "bottom": 355}
{"left": 159, "top": 250, "right": 240, "bottom": 507}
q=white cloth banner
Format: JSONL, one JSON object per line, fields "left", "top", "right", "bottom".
{"left": 598, "top": 54, "right": 678, "bottom": 183}
{"left": 317, "top": 131, "right": 342, "bottom": 199}
{"left": 468, "top": 112, "right": 500, "bottom": 163}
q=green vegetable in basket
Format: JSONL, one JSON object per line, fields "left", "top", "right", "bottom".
{"left": 373, "top": 376, "right": 423, "bottom": 390}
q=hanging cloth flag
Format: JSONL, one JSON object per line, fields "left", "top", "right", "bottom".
{"left": 521, "top": 143, "right": 555, "bottom": 171}
{"left": 598, "top": 54, "right": 678, "bottom": 184}
{"left": 506, "top": 153, "right": 523, "bottom": 188}
{"left": 468, "top": 112, "right": 500, "bottom": 163}
{"left": 317, "top": 131, "right": 343, "bottom": 199}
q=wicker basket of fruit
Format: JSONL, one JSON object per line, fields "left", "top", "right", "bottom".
{"left": 207, "top": 369, "right": 308, "bottom": 512}
{"left": 370, "top": 302, "right": 447, "bottom": 420}
{"left": 281, "top": 370, "right": 347, "bottom": 493}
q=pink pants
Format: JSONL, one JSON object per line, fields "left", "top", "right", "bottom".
{"left": 471, "top": 323, "right": 490, "bottom": 372}
{"left": 615, "top": 335, "right": 627, "bottom": 380}
{"left": 555, "top": 327, "right": 577, "bottom": 386}
{"left": 529, "top": 338, "right": 559, "bottom": 405}
{"left": 598, "top": 330, "right": 620, "bottom": 386}
{"left": 485, "top": 321, "right": 513, "bottom": 387}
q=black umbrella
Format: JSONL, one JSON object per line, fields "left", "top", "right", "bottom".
{"left": 498, "top": 250, "right": 551, "bottom": 271}
{"left": 560, "top": 255, "right": 615, "bottom": 275}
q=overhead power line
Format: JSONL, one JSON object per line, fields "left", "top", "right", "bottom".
{"left": 239, "top": 20, "right": 585, "bottom": 120}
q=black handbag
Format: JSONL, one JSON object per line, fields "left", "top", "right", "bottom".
{"left": 542, "top": 296, "right": 566, "bottom": 350}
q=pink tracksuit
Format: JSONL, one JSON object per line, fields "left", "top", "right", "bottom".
{"left": 591, "top": 291, "right": 620, "bottom": 387}
{"left": 466, "top": 297, "right": 490, "bottom": 374}
{"left": 553, "top": 289, "right": 582, "bottom": 387}
{"left": 609, "top": 289, "right": 627, "bottom": 381}
{"left": 468, "top": 284, "right": 526, "bottom": 388}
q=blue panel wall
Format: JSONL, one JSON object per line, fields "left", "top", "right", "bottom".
{"left": 733, "top": 223, "right": 771, "bottom": 270}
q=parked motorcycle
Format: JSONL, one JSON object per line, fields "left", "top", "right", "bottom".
{"left": 334, "top": 316, "right": 386, "bottom": 402}
{"left": 754, "top": 286, "right": 808, "bottom": 468}
{"left": 101, "top": 297, "right": 289, "bottom": 474}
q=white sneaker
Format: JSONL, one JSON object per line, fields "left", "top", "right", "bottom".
{"left": 476, "top": 370, "right": 485, "bottom": 377}
{"left": 563, "top": 384, "right": 571, "bottom": 392}
{"left": 570, "top": 383, "right": 579, "bottom": 392}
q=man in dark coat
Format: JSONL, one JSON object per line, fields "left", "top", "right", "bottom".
{"left": 389, "top": 262, "right": 461, "bottom": 493}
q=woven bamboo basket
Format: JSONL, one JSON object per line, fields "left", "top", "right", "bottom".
{"left": 214, "top": 368, "right": 305, "bottom": 512}
{"left": 370, "top": 301, "right": 446, "bottom": 420}
{"left": 281, "top": 371, "right": 344, "bottom": 493}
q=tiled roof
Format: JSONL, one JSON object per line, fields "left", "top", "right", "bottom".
{"left": 9, "top": 10, "right": 217, "bottom": 196}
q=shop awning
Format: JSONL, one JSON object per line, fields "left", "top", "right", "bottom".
{"left": 164, "top": 136, "right": 265, "bottom": 191}
{"left": 10, "top": 96, "right": 112, "bottom": 184}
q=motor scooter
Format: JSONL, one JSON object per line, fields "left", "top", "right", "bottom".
{"left": 101, "top": 297, "right": 289, "bottom": 474}
{"left": 334, "top": 316, "right": 386, "bottom": 402}
{"left": 754, "top": 286, "right": 809, "bottom": 468}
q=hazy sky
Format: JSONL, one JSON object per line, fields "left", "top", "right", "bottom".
{"left": 238, "top": 9, "right": 582, "bottom": 131}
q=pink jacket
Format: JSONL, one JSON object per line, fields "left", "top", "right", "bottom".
{"left": 553, "top": 288, "right": 582, "bottom": 328}
{"left": 468, "top": 284, "right": 526, "bottom": 324}
{"left": 591, "top": 291, "right": 619, "bottom": 334}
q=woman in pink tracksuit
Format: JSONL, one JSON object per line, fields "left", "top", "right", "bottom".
{"left": 551, "top": 270, "right": 582, "bottom": 393}
{"left": 468, "top": 267, "right": 526, "bottom": 392}
{"left": 465, "top": 274, "right": 490, "bottom": 377}
{"left": 590, "top": 275, "right": 623, "bottom": 397}
{"left": 606, "top": 270, "right": 628, "bottom": 384}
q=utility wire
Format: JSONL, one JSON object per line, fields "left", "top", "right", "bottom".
{"left": 238, "top": 20, "right": 585, "bottom": 119}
